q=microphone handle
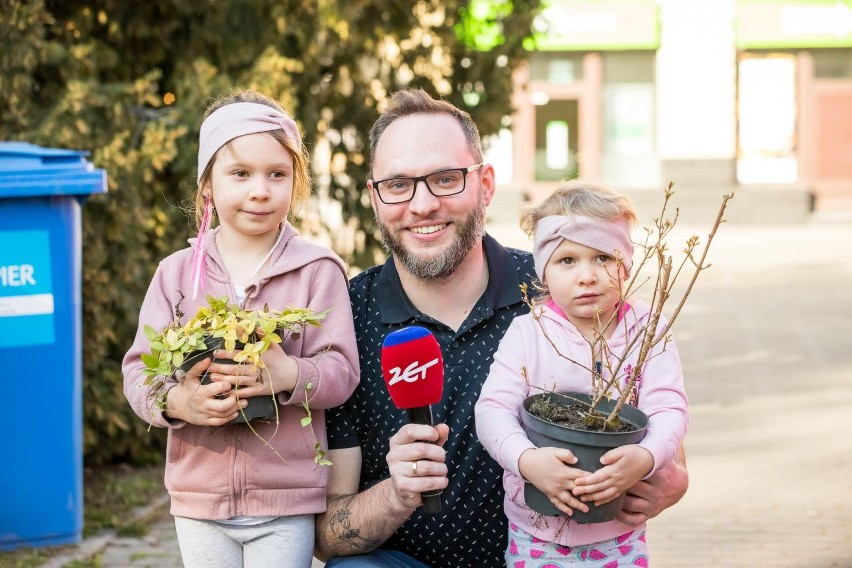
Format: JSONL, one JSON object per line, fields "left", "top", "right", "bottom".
{"left": 406, "top": 405, "right": 443, "bottom": 515}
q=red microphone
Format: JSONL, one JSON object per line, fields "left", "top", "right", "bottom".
{"left": 381, "top": 326, "right": 444, "bottom": 514}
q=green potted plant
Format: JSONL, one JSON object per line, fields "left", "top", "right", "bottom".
{"left": 521, "top": 184, "right": 733, "bottom": 523}
{"left": 140, "top": 294, "right": 327, "bottom": 425}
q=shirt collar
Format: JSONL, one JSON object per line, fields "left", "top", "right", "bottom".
{"left": 375, "top": 233, "right": 525, "bottom": 325}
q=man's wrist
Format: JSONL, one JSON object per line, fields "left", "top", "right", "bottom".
{"left": 382, "top": 477, "right": 417, "bottom": 517}
{"left": 319, "top": 481, "right": 411, "bottom": 558}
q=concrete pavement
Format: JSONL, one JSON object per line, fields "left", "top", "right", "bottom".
{"left": 40, "top": 219, "right": 852, "bottom": 567}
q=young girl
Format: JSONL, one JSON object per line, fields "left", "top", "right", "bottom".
{"left": 122, "top": 90, "right": 359, "bottom": 568}
{"left": 475, "top": 183, "right": 688, "bottom": 567}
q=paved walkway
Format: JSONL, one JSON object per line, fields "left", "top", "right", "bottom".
{"left": 39, "top": 219, "right": 852, "bottom": 567}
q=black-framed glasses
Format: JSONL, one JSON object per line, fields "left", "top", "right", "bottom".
{"left": 370, "top": 163, "right": 484, "bottom": 204}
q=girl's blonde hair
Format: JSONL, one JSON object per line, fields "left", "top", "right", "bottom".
{"left": 194, "top": 89, "right": 311, "bottom": 228}
{"left": 520, "top": 181, "right": 637, "bottom": 236}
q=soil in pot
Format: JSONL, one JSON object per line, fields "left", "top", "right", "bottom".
{"left": 521, "top": 392, "right": 648, "bottom": 524}
{"left": 180, "top": 337, "right": 277, "bottom": 424}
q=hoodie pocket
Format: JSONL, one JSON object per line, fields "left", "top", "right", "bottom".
{"left": 166, "top": 429, "right": 182, "bottom": 463}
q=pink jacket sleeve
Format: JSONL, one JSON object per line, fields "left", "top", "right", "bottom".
{"left": 121, "top": 263, "right": 183, "bottom": 428}
{"left": 475, "top": 319, "right": 537, "bottom": 478}
{"left": 273, "top": 257, "right": 359, "bottom": 410}
{"left": 633, "top": 325, "right": 689, "bottom": 477}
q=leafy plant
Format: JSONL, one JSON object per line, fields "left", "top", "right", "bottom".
{"left": 524, "top": 184, "right": 733, "bottom": 431}
{"left": 140, "top": 294, "right": 327, "bottom": 416}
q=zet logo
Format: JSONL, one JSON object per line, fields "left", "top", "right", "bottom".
{"left": 387, "top": 358, "right": 440, "bottom": 386}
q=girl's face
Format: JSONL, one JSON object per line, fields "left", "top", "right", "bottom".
{"left": 207, "top": 132, "right": 293, "bottom": 241}
{"left": 543, "top": 239, "right": 623, "bottom": 332}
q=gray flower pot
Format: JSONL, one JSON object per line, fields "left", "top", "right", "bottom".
{"left": 521, "top": 392, "right": 648, "bottom": 524}
{"left": 180, "top": 337, "right": 277, "bottom": 424}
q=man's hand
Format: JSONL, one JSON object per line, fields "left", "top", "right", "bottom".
{"left": 616, "top": 446, "right": 688, "bottom": 526}
{"left": 385, "top": 423, "right": 449, "bottom": 510}
{"left": 315, "top": 425, "right": 451, "bottom": 561}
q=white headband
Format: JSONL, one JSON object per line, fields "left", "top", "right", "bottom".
{"left": 197, "top": 102, "right": 301, "bottom": 182}
{"left": 532, "top": 215, "right": 634, "bottom": 281}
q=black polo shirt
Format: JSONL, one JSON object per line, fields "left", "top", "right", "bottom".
{"left": 326, "top": 234, "right": 536, "bottom": 568}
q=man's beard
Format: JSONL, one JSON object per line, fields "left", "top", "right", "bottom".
{"left": 377, "top": 190, "right": 486, "bottom": 280}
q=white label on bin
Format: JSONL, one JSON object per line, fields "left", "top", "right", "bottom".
{"left": 0, "top": 293, "right": 54, "bottom": 316}
{"left": 0, "top": 230, "right": 55, "bottom": 348}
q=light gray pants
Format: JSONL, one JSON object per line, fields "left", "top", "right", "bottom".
{"left": 174, "top": 515, "right": 314, "bottom": 568}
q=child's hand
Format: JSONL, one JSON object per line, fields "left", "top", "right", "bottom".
{"left": 206, "top": 343, "right": 298, "bottom": 398}
{"left": 518, "top": 447, "right": 591, "bottom": 516}
{"left": 164, "top": 358, "right": 246, "bottom": 425}
{"left": 572, "top": 444, "right": 654, "bottom": 506}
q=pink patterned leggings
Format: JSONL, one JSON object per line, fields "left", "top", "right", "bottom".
{"left": 505, "top": 523, "right": 650, "bottom": 567}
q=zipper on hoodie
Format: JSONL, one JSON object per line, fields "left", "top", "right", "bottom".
{"left": 227, "top": 281, "right": 256, "bottom": 517}
{"left": 233, "top": 427, "right": 245, "bottom": 516}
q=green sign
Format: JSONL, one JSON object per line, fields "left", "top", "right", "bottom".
{"left": 524, "top": 0, "right": 660, "bottom": 51}
{"left": 737, "top": 0, "right": 852, "bottom": 48}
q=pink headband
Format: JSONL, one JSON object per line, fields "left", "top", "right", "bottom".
{"left": 532, "top": 215, "right": 634, "bottom": 281}
{"left": 197, "top": 102, "right": 301, "bottom": 182}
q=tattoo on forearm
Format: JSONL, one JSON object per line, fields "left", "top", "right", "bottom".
{"left": 328, "top": 495, "right": 382, "bottom": 552}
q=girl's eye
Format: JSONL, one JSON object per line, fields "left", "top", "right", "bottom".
{"left": 232, "top": 170, "right": 248, "bottom": 178}
{"left": 559, "top": 257, "right": 575, "bottom": 265}
{"left": 596, "top": 255, "right": 612, "bottom": 263}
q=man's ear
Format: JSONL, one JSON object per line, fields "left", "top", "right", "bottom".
{"left": 367, "top": 179, "right": 378, "bottom": 209}
{"left": 479, "top": 162, "right": 496, "bottom": 206}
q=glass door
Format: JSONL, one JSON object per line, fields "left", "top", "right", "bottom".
{"left": 534, "top": 98, "right": 580, "bottom": 181}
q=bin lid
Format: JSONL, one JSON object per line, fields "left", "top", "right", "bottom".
{"left": 0, "top": 141, "right": 107, "bottom": 198}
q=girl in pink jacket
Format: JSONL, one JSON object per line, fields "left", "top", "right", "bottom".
{"left": 122, "top": 90, "right": 359, "bottom": 568}
{"left": 475, "top": 183, "right": 688, "bottom": 567}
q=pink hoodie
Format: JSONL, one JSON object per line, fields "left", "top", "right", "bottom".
{"left": 475, "top": 300, "right": 688, "bottom": 547}
{"left": 122, "top": 222, "right": 359, "bottom": 520}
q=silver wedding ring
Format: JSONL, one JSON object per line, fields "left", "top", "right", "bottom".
{"left": 412, "top": 461, "right": 419, "bottom": 477}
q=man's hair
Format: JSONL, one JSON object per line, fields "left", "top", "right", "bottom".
{"left": 369, "top": 89, "right": 483, "bottom": 176}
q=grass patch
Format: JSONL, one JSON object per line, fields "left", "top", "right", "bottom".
{"left": 82, "top": 464, "right": 164, "bottom": 537}
{"left": 0, "top": 464, "right": 165, "bottom": 568}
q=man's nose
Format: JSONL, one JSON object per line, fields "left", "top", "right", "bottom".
{"left": 407, "top": 180, "right": 440, "bottom": 215}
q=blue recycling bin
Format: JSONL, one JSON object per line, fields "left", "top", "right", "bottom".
{"left": 0, "top": 142, "right": 107, "bottom": 550}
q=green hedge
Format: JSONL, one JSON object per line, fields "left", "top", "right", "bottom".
{"left": 0, "top": 0, "right": 540, "bottom": 465}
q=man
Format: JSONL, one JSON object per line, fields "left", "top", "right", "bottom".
{"left": 315, "top": 89, "right": 688, "bottom": 567}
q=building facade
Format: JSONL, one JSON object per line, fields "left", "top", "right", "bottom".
{"left": 490, "top": 0, "right": 852, "bottom": 224}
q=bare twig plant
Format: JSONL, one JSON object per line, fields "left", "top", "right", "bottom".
{"left": 524, "top": 183, "right": 733, "bottom": 431}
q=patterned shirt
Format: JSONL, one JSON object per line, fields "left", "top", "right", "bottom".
{"left": 326, "top": 234, "right": 536, "bottom": 567}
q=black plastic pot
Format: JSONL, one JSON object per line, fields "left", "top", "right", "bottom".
{"left": 521, "top": 392, "right": 648, "bottom": 524}
{"left": 180, "top": 337, "right": 277, "bottom": 424}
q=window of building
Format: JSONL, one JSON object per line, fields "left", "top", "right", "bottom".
{"left": 737, "top": 53, "right": 798, "bottom": 184}
{"left": 534, "top": 99, "right": 579, "bottom": 181}
{"left": 600, "top": 51, "right": 659, "bottom": 187}
{"left": 529, "top": 52, "right": 585, "bottom": 83}
{"left": 812, "top": 48, "right": 852, "bottom": 79}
